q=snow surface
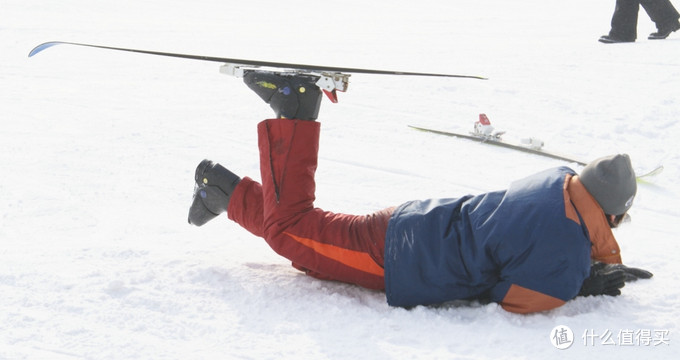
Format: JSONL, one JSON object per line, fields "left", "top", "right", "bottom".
{"left": 2, "top": 0, "right": 679, "bottom": 358}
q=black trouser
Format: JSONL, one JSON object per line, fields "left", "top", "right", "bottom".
{"left": 609, "top": 0, "right": 680, "bottom": 40}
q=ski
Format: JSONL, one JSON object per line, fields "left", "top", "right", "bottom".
{"left": 28, "top": 41, "right": 487, "bottom": 80}
{"left": 409, "top": 124, "right": 588, "bottom": 164}
{"left": 410, "top": 114, "right": 663, "bottom": 180}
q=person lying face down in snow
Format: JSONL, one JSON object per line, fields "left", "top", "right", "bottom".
{"left": 187, "top": 72, "right": 652, "bottom": 314}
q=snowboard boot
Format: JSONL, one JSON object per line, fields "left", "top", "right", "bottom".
{"left": 188, "top": 159, "right": 241, "bottom": 226}
{"left": 243, "top": 72, "right": 323, "bottom": 121}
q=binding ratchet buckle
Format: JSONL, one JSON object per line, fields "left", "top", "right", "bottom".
{"left": 219, "top": 63, "right": 350, "bottom": 103}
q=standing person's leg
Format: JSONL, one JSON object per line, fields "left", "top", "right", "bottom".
{"left": 608, "top": 0, "right": 642, "bottom": 41}
{"left": 642, "top": 0, "right": 680, "bottom": 38}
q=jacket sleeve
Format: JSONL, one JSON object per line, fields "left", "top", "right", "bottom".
{"left": 488, "top": 257, "right": 587, "bottom": 314}
{"left": 494, "top": 283, "right": 566, "bottom": 314}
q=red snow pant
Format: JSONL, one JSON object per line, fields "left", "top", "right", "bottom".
{"left": 226, "top": 119, "right": 394, "bottom": 290}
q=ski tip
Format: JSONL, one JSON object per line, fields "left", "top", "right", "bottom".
{"left": 444, "top": 74, "right": 488, "bottom": 80}
{"left": 638, "top": 165, "right": 664, "bottom": 178}
{"left": 28, "top": 42, "right": 64, "bottom": 58}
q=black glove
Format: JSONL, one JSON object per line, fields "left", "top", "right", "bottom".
{"left": 590, "top": 261, "right": 654, "bottom": 282}
{"left": 609, "top": 264, "right": 653, "bottom": 282}
{"left": 578, "top": 263, "right": 626, "bottom": 297}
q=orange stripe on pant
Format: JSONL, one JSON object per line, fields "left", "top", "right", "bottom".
{"left": 284, "top": 231, "right": 385, "bottom": 277}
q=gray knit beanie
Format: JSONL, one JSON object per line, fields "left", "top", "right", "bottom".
{"left": 579, "top": 154, "right": 637, "bottom": 215}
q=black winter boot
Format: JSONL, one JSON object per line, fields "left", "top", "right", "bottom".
{"left": 188, "top": 159, "right": 241, "bottom": 226}
{"left": 598, "top": 34, "right": 635, "bottom": 43}
{"left": 243, "top": 72, "right": 322, "bottom": 121}
{"left": 649, "top": 20, "right": 680, "bottom": 39}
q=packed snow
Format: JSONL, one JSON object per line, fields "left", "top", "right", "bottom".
{"left": 1, "top": 0, "right": 679, "bottom": 358}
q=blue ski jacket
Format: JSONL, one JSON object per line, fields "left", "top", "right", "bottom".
{"left": 384, "top": 166, "right": 622, "bottom": 314}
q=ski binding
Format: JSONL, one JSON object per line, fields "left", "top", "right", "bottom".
{"left": 473, "top": 114, "right": 544, "bottom": 150}
{"left": 219, "top": 63, "right": 349, "bottom": 103}
{"left": 473, "top": 113, "right": 506, "bottom": 140}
